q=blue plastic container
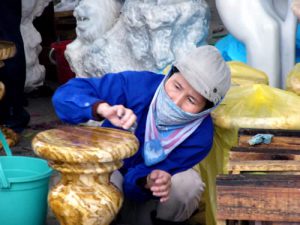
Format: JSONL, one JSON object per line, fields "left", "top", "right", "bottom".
{"left": 0, "top": 131, "right": 52, "bottom": 225}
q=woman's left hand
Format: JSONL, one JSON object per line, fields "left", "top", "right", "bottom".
{"left": 145, "top": 169, "right": 172, "bottom": 202}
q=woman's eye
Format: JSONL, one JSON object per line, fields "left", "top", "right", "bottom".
{"left": 188, "top": 97, "right": 195, "bottom": 104}
{"left": 174, "top": 84, "right": 180, "bottom": 90}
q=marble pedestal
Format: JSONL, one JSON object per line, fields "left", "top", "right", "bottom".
{"left": 32, "top": 126, "right": 139, "bottom": 225}
{"left": 0, "top": 40, "right": 15, "bottom": 96}
{"left": 0, "top": 40, "right": 16, "bottom": 68}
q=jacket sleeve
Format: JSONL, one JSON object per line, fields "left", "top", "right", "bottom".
{"left": 52, "top": 73, "right": 128, "bottom": 124}
{"left": 123, "top": 116, "right": 214, "bottom": 201}
{"left": 52, "top": 71, "right": 162, "bottom": 124}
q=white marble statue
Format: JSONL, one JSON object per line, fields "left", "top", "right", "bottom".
{"left": 21, "top": 0, "right": 51, "bottom": 92}
{"left": 216, "top": 0, "right": 297, "bottom": 88}
{"left": 65, "top": 0, "right": 124, "bottom": 76}
{"left": 65, "top": 0, "right": 210, "bottom": 78}
{"left": 54, "top": 0, "right": 80, "bottom": 12}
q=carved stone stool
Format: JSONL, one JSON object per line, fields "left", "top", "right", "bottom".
{"left": 0, "top": 40, "right": 16, "bottom": 68}
{"left": 32, "top": 126, "right": 139, "bottom": 225}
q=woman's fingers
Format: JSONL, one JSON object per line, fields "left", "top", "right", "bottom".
{"left": 116, "top": 105, "right": 126, "bottom": 119}
{"left": 152, "top": 190, "right": 169, "bottom": 197}
{"left": 119, "top": 110, "right": 137, "bottom": 130}
{"left": 159, "top": 196, "right": 169, "bottom": 203}
{"left": 154, "top": 175, "right": 170, "bottom": 185}
{"left": 114, "top": 106, "right": 136, "bottom": 129}
{"left": 123, "top": 117, "right": 136, "bottom": 130}
{"left": 150, "top": 181, "right": 171, "bottom": 193}
{"left": 104, "top": 105, "right": 136, "bottom": 129}
{"left": 147, "top": 170, "right": 172, "bottom": 202}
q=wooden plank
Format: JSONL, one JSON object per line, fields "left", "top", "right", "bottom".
{"left": 256, "top": 222, "right": 297, "bottom": 225}
{"left": 54, "top": 10, "right": 74, "bottom": 18}
{"left": 238, "top": 136, "right": 300, "bottom": 150}
{"left": 238, "top": 128, "right": 300, "bottom": 137}
{"left": 231, "top": 147, "right": 300, "bottom": 154}
{"left": 217, "top": 174, "right": 300, "bottom": 222}
{"left": 228, "top": 160, "right": 300, "bottom": 174}
{"left": 269, "top": 223, "right": 300, "bottom": 225}
{"left": 230, "top": 147, "right": 300, "bottom": 161}
{"left": 217, "top": 174, "right": 300, "bottom": 186}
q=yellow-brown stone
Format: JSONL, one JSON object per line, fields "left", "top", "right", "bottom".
{"left": 0, "top": 126, "right": 19, "bottom": 151}
{"left": 32, "top": 126, "right": 139, "bottom": 164}
{"left": 32, "top": 126, "right": 139, "bottom": 225}
{"left": 0, "top": 40, "right": 16, "bottom": 61}
{"left": 0, "top": 82, "right": 4, "bottom": 102}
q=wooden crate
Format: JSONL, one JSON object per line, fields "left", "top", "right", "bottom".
{"left": 228, "top": 128, "right": 300, "bottom": 174}
{"left": 217, "top": 128, "right": 300, "bottom": 225}
{"left": 217, "top": 174, "right": 300, "bottom": 223}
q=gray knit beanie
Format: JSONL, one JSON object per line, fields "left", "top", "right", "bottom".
{"left": 174, "top": 45, "right": 231, "bottom": 105}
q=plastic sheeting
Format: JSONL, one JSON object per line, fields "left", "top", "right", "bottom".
{"left": 286, "top": 63, "right": 300, "bottom": 95}
{"left": 197, "top": 83, "right": 300, "bottom": 225}
{"left": 229, "top": 61, "right": 269, "bottom": 86}
{"left": 215, "top": 24, "right": 300, "bottom": 64}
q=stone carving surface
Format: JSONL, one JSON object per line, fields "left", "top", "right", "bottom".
{"left": 65, "top": 0, "right": 123, "bottom": 77}
{"left": 216, "top": 0, "right": 297, "bottom": 88}
{"left": 65, "top": 0, "right": 210, "bottom": 78}
{"left": 32, "top": 126, "right": 139, "bottom": 225}
{"left": 21, "top": 0, "right": 51, "bottom": 92}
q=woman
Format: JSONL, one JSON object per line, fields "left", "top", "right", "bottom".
{"left": 52, "top": 45, "right": 231, "bottom": 225}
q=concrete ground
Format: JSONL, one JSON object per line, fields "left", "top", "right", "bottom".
{"left": 4, "top": 1, "right": 225, "bottom": 224}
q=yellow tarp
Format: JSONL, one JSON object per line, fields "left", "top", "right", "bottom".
{"left": 286, "top": 63, "right": 300, "bottom": 95}
{"left": 228, "top": 61, "right": 269, "bottom": 86}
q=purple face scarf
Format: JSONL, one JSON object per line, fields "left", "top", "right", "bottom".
{"left": 143, "top": 75, "right": 213, "bottom": 166}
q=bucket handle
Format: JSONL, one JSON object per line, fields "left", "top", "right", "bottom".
{"left": 49, "top": 48, "right": 57, "bottom": 65}
{"left": 0, "top": 161, "right": 10, "bottom": 189}
{"left": 0, "top": 129, "right": 12, "bottom": 156}
{"left": 0, "top": 130, "right": 12, "bottom": 188}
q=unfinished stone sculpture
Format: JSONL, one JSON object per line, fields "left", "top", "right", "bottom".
{"left": 65, "top": 0, "right": 124, "bottom": 76}
{"left": 32, "top": 126, "right": 139, "bottom": 225}
{"left": 54, "top": 0, "right": 80, "bottom": 12}
{"left": 21, "top": 0, "right": 51, "bottom": 92}
{"left": 216, "top": 0, "right": 297, "bottom": 88}
{"left": 65, "top": 0, "right": 209, "bottom": 78}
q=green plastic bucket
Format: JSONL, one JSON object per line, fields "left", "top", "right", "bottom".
{"left": 0, "top": 131, "right": 52, "bottom": 225}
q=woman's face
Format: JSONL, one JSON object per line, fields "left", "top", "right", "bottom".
{"left": 164, "top": 73, "right": 207, "bottom": 113}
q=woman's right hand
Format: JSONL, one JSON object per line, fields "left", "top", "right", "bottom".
{"left": 96, "top": 102, "right": 137, "bottom": 130}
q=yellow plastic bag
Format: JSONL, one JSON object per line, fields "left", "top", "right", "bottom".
{"left": 228, "top": 61, "right": 269, "bottom": 86}
{"left": 214, "top": 84, "right": 300, "bottom": 129}
{"left": 286, "top": 63, "right": 300, "bottom": 95}
{"left": 199, "top": 84, "right": 300, "bottom": 225}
